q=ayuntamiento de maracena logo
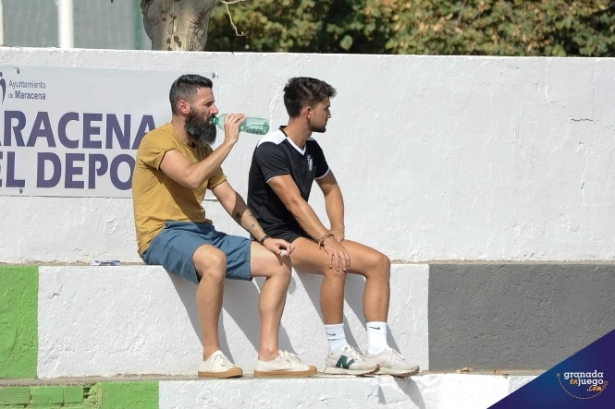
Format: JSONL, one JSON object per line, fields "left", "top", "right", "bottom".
{"left": 0, "top": 71, "right": 47, "bottom": 104}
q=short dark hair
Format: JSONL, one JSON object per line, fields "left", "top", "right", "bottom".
{"left": 169, "top": 74, "right": 213, "bottom": 114}
{"left": 283, "top": 77, "right": 336, "bottom": 118}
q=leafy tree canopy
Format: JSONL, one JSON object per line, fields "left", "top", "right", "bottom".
{"left": 206, "top": 0, "right": 615, "bottom": 56}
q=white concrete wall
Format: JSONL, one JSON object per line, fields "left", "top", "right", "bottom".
{"left": 1, "top": 48, "right": 615, "bottom": 262}
{"left": 37, "top": 264, "right": 428, "bottom": 377}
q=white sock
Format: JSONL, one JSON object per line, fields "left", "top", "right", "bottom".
{"left": 324, "top": 323, "right": 347, "bottom": 355}
{"left": 366, "top": 321, "right": 388, "bottom": 355}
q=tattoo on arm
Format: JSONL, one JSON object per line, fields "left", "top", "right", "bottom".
{"left": 239, "top": 210, "right": 263, "bottom": 236}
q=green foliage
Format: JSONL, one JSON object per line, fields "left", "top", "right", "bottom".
{"left": 206, "top": 0, "right": 615, "bottom": 56}
{"left": 207, "top": 0, "right": 389, "bottom": 53}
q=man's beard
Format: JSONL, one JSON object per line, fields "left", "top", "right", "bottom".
{"left": 185, "top": 110, "right": 217, "bottom": 146}
{"left": 310, "top": 118, "right": 328, "bottom": 133}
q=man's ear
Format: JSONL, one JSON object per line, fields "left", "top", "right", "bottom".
{"left": 177, "top": 99, "right": 190, "bottom": 115}
{"left": 304, "top": 105, "right": 313, "bottom": 120}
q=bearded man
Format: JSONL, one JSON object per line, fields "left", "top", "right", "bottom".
{"left": 132, "top": 74, "right": 316, "bottom": 379}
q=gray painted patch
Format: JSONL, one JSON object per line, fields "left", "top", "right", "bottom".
{"left": 429, "top": 264, "right": 615, "bottom": 370}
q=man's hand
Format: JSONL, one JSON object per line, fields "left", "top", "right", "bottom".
{"left": 262, "top": 237, "right": 294, "bottom": 257}
{"left": 222, "top": 113, "right": 247, "bottom": 146}
{"left": 322, "top": 235, "right": 351, "bottom": 271}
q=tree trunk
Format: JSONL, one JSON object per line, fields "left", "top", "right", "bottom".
{"left": 141, "top": 0, "right": 220, "bottom": 51}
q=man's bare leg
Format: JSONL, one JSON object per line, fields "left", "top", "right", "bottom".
{"left": 289, "top": 238, "right": 390, "bottom": 323}
{"left": 249, "top": 242, "right": 292, "bottom": 361}
{"left": 193, "top": 244, "right": 227, "bottom": 360}
{"left": 288, "top": 238, "right": 389, "bottom": 375}
{"left": 249, "top": 242, "right": 317, "bottom": 377}
{"left": 289, "top": 238, "right": 419, "bottom": 377}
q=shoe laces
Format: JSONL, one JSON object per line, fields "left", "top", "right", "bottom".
{"left": 386, "top": 347, "right": 407, "bottom": 362}
{"left": 214, "top": 352, "right": 235, "bottom": 369}
{"left": 279, "top": 350, "right": 304, "bottom": 365}
{"left": 341, "top": 345, "right": 366, "bottom": 361}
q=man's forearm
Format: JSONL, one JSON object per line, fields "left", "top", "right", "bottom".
{"left": 186, "top": 141, "right": 234, "bottom": 187}
{"left": 287, "top": 199, "right": 332, "bottom": 241}
{"left": 324, "top": 189, "right": 345, "bottom": 232}
{"left": 231, "top": 201, "right": 267, "bottom": 242}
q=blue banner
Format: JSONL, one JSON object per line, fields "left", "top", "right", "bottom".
{"left": 491, "top": 328, "right": 614, "bottom": 408}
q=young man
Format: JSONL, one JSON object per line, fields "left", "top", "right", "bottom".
{"left": 247, "top": 77, "right": 419, "bottom": 377}
{"left": 132, "top": 74, "right": 316, "bottom": 378}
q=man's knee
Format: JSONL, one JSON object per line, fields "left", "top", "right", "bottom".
{"left": 323, "top": 266, "right": 348, "bottom": 281}
{"left": 269, "top": 257, "right": 293, "bottom": 282}
{"left": 376, "top": 252, "right": 391, "bottom": 278}
{"left": 378, "top": 252, "right": 391, "bottom": 270}
{"left": 365, "top": 251, "right": 390, "bottom": 280}
{"left": 193, "top": 246, "right": 227, "bottom": 281}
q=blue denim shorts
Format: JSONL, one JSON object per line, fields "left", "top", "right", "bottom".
{"left": 141, "top": 221, "right": 252, "bottom": 285}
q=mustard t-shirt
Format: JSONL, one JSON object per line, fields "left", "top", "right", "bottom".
{"left": 132, "top": 123, "right": 227, "bottom": 255}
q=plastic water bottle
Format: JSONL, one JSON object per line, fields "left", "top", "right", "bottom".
{"left": 212, "top": 114, "right": 270, "bottom": 135}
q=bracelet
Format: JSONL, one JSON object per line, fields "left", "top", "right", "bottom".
{"left": 317, "top": 233, "right": 334, "bottom": 249}
{"left": 259, "top": 235, "right": 270, "bottom": 245}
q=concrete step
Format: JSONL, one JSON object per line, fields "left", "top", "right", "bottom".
{"left": 0, "top": 372, "right": 539, "bottom": 409}
{"left": 5, "top": 265, "right": 428, "bottom": 379}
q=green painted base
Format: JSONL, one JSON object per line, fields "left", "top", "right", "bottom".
{"left": 0, "top": 382, "right": 158, "bottom": 408}
{"left": 0, "top": 267, "right": 38, "bottom": 379}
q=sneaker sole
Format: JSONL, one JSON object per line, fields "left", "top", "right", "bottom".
{"left": 198, "top": 368, "right": 243, "bottom": 379}
{"left": 324, "top": 364, "right": 380, "bottom": 376}
{"left": 376, "top": 366, "right": 420, "bottom": 378}
{"left": 254, "top": 365, "right": 318, "bottom": 378}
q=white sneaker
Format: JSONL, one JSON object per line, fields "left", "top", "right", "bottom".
{"left": 364, "top": 347, "right": 419, "bottom": 377}
{"left": 198, "top": 350, "right": 243, "bottom": 378}
{"left": 324, "top": 344, "right": 380, "bottom": 376}
{"left": 254, "top": 350, "right": 317, "bottom": 377}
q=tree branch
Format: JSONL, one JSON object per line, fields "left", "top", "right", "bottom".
{"left": 455, "top": 0, "right": 467, "bottom": 26}
{"left": 221, "top": 0, "right": 247, "bottom": 36}
{"left": 498, "top": 0, "right": 516, "bottom": 23}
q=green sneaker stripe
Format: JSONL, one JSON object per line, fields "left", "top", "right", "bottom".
{"left": 335, "top": 356, "right": 356, "bottom": 369}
